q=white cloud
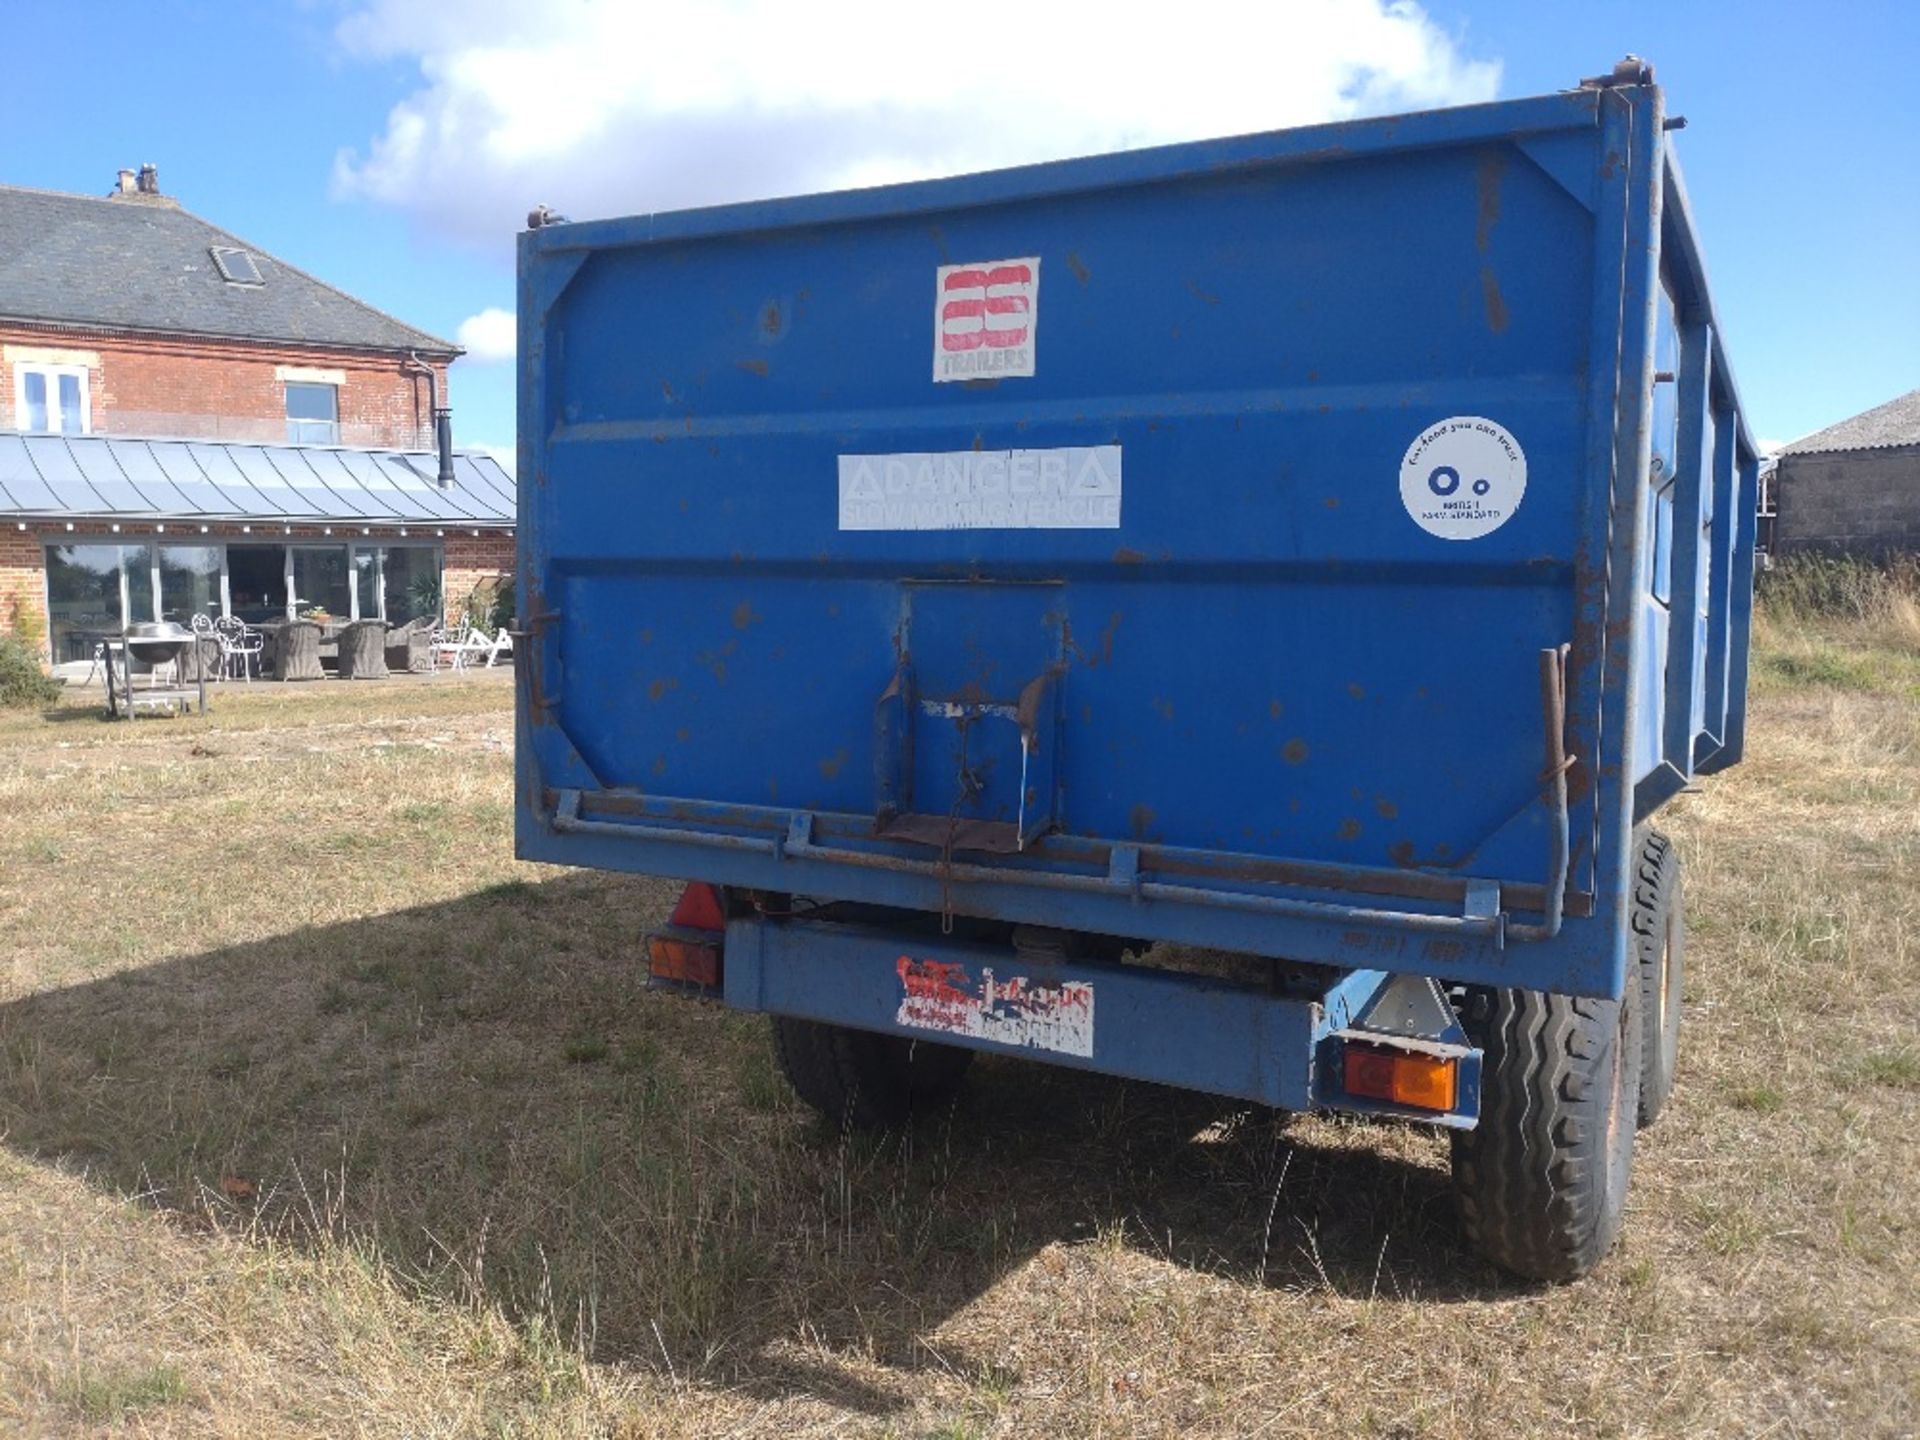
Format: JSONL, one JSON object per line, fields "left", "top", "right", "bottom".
{"left": 456, "top": 306, "right": 515, "bottom": 361}
{"left": 332, "top": 0, "right": 1499, "bottom": 244}
{"left": 1756, "top": 437, "right": 1788, "bottom": 457}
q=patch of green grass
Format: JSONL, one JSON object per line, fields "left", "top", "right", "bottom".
{"left": 1728, "top": 1084, "right": 1786, "bottom": 1114}
{"left": 1846, "top": 1048, "right": 1920, "bottom": 1091}
{"left": 734, "top": 1034, "right": 788, "bottom": 1112}
{"left": 562, "top": 1036, "right": 610, "bottom": 1065}
{"left": 63, "top": 1361, "right": 189, "bottom": 1418}
{"left": 1756, "top": 648, "right": 1882, "bottom": 692}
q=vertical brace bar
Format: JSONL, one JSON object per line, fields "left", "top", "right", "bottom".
{"left": 1716, "top": 454, "right": 1760, "bottom": 767}
{"left": 1699, "top": 396, "right": 1738, "bottom": 757}
{"left": 1662, "top": 320, "right": 1711, "bottom": 777}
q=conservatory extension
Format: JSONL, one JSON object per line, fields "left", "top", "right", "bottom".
{"left": 0, "top": 433, "right": 516, "bottom": 665}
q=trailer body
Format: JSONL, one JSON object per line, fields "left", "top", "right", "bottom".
{"left": 516, "top": 72, "right": 1755, "bottom": 1131}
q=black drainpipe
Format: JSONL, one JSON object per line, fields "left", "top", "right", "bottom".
{"left": 404, "top": 352, "right": 456, "bottom": 488}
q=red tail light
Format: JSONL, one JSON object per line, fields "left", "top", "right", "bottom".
{"left": 649, "top": 883, "right": 726, "bottom": 997}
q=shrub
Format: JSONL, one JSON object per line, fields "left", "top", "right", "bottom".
{"left": 1758, "top": 554, "right": 1920, "bottom": 648}
{"left": 0, "top": 633, "right": 61, "bottom": 710}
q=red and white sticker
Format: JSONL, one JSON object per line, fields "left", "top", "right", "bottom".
{"left": 933, "top": 256, "right": 1039, "bottom": 382}
{"left": 895, "top": 956, "right": 1094, "bottom": 1057}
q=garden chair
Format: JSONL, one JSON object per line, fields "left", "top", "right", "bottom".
{"left": 215, "top": 615, "right": 262, "bottom": 681}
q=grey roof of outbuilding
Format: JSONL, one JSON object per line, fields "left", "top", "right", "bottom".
{"left": 1781, "top": 389, "right": 1920, "bottom": 456}
{"left": 0, "top": 185, "right": 458, "bottom": 354}
{"left": 0, "top": 433, "right": 514, "bottom": 527}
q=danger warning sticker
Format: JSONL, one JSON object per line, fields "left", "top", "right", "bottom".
{"left": 933, "top": 256, "right": 1039, "bottom": 381}
{"left": 895, "top": 956, "right": 1095, "bottom": 1058}
{"left": 1398, "top": 416, "right": 1528, "bottom": 540}
{"left": 838, "top": 445, "right": 1121, "bottom": 530}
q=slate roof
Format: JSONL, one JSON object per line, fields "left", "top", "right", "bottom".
{"left": 0, "top": 185, "right": 459, "bottom": 355}
{"left": 0, "top": 433, "right": 513, "bottom": 527}
{"left": 1781, "top": 389, "right": 1920, "bottom": 456}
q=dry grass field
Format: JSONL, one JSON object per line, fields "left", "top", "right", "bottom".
{"left": 0, "top": 626, "right": 1915, "bottom": 1437}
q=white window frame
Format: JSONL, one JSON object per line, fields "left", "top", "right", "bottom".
{"left": 284, "top": 381, "right": 340, "bottom": 446}
{"left": 14, "top": 363, "right": 91, "bottom": 435}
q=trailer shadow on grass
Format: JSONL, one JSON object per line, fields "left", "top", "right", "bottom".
{"left": 0, "top": 871, "right": 1539, "bottom": 1417}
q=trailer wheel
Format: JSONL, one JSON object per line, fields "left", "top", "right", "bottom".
{"left": 1451, "top": 980, "right": 1643, "bottom": 1281}
{"left": 1632, "top": 829, "right": 1684, "bottom": 1128}
{"left": 770, "top": 1018, "right": 975, "bottom": 1130}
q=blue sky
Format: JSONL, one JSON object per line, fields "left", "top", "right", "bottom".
{"left": 6, "top": 1, "right": 1915, "bottom": 460}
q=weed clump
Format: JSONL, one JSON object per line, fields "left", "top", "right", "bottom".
{"left": 0, "top": 632, "right": 60, "bottom": 709}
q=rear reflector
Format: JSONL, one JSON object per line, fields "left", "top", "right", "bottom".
{"left": 670, "top": 882, "right": 726, "bottom": 932}
{"left": 648, "top": 933, "right": 722, "bottom": 990}
{"left": 1343, "top": 1042, "right": 1458, "bottom": 1113}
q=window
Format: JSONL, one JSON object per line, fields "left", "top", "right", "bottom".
{"left": 15, "top": 364, "right": 89, "bottom": 435}
{"left": 291, "top": 546, "right": 351, "bottom": 620}
{"left": 47, "top": 540, "right": 444, "bottom": 655}
{"left": 379, "top": 546, "right": 442, "bottom": 623}
{"left": 44, "top": 545, "right": 127, "bottom": 662}
{"left": 158, "top": 546, "right": 224, "bottom": 624}
{"left": 209, "top": 246, "right": 263, "bottom": 285}
{"left": 285, "top": 382, "right": 339, "bottom": 445}
{"left": 227, "top": 545, "right": 287, "bottom": 624}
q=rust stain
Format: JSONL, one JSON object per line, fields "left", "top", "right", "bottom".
{"left": 1389, "top": 839, "right": 1416, "bottom": 867}
{"left": 647, "top": 677, "right": 680, "bottom": 703}
{"left": 1347, "top": 682, "right": 1367, "bottom": 701}
{"left": 1475, "top": 149, "right": 1505, "bottom": 254}
{"left": 818, "top": 748, "right": 849, "bottom": 780}
{"left": 661, "top": 380, "right": 675, "bottom": 401}
{"left": 1338, "top": 818, "right": 1363, "bottom": 841}
{"left": 639, "top": 627, "right": 654, "bottom": 645}
{"left": 675, "top": 727, "right": 690, "bottom": 742}
{"left": 734, "top": 358, "right": 769, "bottom": 377}
{"left": 1066, "top": 251, "right": 1091, "bottom": 285}
{"left": 1282, "top": 738, "right": 1309, "bottom": 765}
{"left": 699, "top": 638, "right": 737, "bottom": 682}
{"left": 652, "top": 755, "right": 668, "bottom": 777}
{"left": 1113, "top": 547, "right": 1147, "bottom": 566}
{"left": 732, "top": 601, "right": 762, "bottom": 630}
{"left": 1480, "top": 268, "right": 1510, "bottom": 334}
{"left": 972, "top": 432, "right": 985, "bottom": 452}
{"left": 1097, "top": 611, "right": 1121, "bottom": 668}
{"left": 1151, "top": 696, "right": 1175, "bottom": 722}
{"left": 761, "top": 302, "right": 782, "bottom": 337}
{"left": 1324, "top": 496, "right": 1341, "bottom": 508}
{"left": 1375, "top": 797, "right": 1399, "bottom": 820}
{"left": 1185, "top": 279, "right": 1221, "bottom": 306}
{"left": 1268, "top": 699, "right": 1284, "bottom": 720}
{"left": 1130, "top": 803, "right": 1155, "bottom": 839}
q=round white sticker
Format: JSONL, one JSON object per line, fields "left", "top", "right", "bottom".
{"left": 1398, "top": 416, "right": 1527, "bottom": 540}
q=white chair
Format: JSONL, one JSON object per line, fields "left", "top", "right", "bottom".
{"left": 431, "top": 622, "right": 479, "bottom": 673}
{"left": 215, "top": 615, "right": 262, "bottom": 682}
{"left": 480, "top": 626, "right": 513, "bottom": 668}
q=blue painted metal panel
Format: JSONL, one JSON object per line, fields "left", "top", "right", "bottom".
{"left": 519, "top": 77, "right": 1756, "bottom": 1006}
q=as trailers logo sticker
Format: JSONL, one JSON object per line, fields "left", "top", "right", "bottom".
{"left": 933, "top": 256, "right": 1039, "bottom": 381}
{"left": 1398, "top": 416, "right": 1528, "bottom": 540}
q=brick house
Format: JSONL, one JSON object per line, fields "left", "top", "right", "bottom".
{"left": 1770, "top": 388, "right": 1920, "bottom": 559}
{"left": 0, "top": 166, "right": 515, "bottom": 662}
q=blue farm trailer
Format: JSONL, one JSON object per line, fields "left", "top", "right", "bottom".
{"left": 516, "top": 58, "right": 1758, "bottom": 1281}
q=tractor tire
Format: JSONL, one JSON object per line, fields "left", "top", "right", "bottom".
{"left": 771, "top": 1017, "right": 975, "bottom": 1130}
{"left": 1632, "top": 829, "right": 1685, "bottom": 1128}
{"left": 1451, "top": 979, "right": 1643, "bottom": 1281}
